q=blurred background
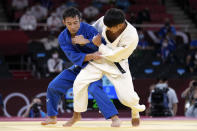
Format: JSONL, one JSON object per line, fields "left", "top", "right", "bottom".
{"left": 0, "top": 0, "right": 197, "bottom": 118}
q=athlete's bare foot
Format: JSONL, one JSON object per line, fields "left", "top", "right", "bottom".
{"left": 131, "top": 110, "right": 140, "bottom": 127}
{"left": 63, "top": 112, "right": 81, "bottom": 127}
{"left": 131, "top": 118, "right": 140, "bottom": 127}
{"left": 111, "top": 115, "right": 121, "bottom": 127}
{"left": 41, "top": 116, "right": 57, "bottom": 125}
{"left": 131, "top": 104, "right": 145, "bottom": 127}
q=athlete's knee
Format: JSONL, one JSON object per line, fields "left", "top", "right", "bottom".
{"left": 121, "top": 93, "right": 140, "bottom": 107}
{"left": 88, "top": 81, "right": 102, "bottom": 94}
{"left": 88, "top": 85, "right": 97, "bottom": 94}
{"left": 73, "top": 76, "right": 90, "bottom": 91}
{"left": 129, "top": 93, "right": 140, "bottom": 106}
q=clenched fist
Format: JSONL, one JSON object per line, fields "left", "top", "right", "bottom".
{"left": 72, "top": 35, "right": 90, "bottom": 45}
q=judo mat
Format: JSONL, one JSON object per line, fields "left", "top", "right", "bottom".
{"left": 0, "top": 117, "right": 197, "bottom": 131}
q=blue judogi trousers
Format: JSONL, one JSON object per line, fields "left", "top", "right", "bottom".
{"left": 46, "top": 66, "right": 118, "bottom": 119}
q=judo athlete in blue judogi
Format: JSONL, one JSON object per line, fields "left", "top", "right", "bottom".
{"left": 41, "top": 7, "right": 120, "bottom": 127}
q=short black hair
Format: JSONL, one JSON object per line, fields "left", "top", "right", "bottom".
{"left": 63, "top": 7, "right": 81, "bottom": 20}
{"left": 104, "top": 8, "right": 125, "bottom": 27}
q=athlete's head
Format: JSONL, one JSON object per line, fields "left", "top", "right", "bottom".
{"left": 62, "top": 7, "right": 81, "bottom": 35}
{"left": 104, "top": 8, "right": 125, "bottom": 33}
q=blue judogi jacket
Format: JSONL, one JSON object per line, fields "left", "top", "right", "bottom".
{"left": 58, "top": 22, "right": 104, "bottom": 70}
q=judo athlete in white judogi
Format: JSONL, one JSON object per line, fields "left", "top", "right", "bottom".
{"left": 72, "top": 8, "right": 145, "bottom": 126}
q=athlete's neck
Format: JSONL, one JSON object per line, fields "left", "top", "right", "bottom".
{"left": 71, "top": 33, "right": 76, "bottom": 38}
{"left": 106, "top": 22, "right": 127, "bottom": 43}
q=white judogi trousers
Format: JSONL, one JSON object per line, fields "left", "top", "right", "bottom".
{"left": 73, "top": 63, "right": 140, "bottom": 113}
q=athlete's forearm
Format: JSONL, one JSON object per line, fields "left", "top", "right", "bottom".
{"left": 84, "top": 54, "right": 94, "bottom": 62}
{"left": 72, "top": 35, "right": 90, "bottom": 45}
{"left": 84, "top": 52, "right": 102, "bottom": 62}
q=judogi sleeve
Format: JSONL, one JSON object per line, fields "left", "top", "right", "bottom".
{"left": 99, "top": 28, "right": 139, "bottom": 62}
{"left": 58, "top": 34, "right": 86, "bottom": 67}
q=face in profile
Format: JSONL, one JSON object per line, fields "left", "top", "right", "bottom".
{"left": 63, "top": 16, "right": 80, "bottom": 35}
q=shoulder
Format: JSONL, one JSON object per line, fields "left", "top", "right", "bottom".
{"left": 58, "top": 28, "right": 68, "bottom": 43}
{"left": 93, "top": 16, "right": 104, "bottom": 25}
{"left": 92, "top": 16, "right": 105, "bottom": 33}
{"left": 126, "top": 22, "right": 138, "bottom": 34}
{"left": 81, "top": 22, "right": 97, "bottom": 31}
{"left": 58, "top": 28, "right": 67, "bottom": 38}
{"left": 81, "top": 22, "right": 91, "bottom": 28}
{"left": 122, "top": 22, "right": 138, "bottom": 40}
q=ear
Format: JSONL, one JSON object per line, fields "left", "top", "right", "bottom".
{"left": 118, "top": 23, "right": 124, "bottom": 28}
{"left": 62, "top": 19, "right": 66, "bottom": 25}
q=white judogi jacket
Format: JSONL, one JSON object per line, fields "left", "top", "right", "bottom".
{"left": 90, "top": 16, "right": 139, "bottom": 76}
{"left": 73, "top": 17, "right": 141, "bottom": 113}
